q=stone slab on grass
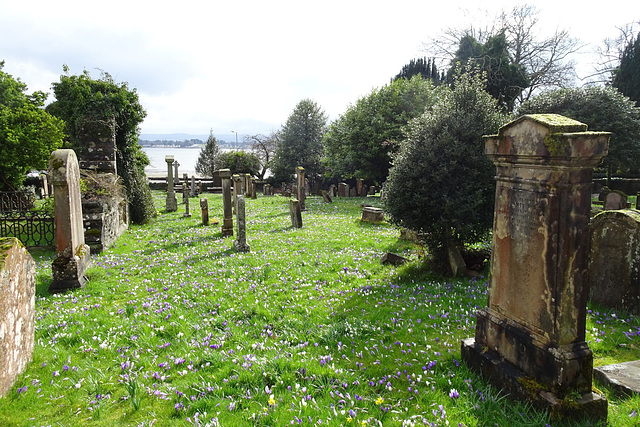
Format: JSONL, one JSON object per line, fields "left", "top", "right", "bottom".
{"left": 594, "top": 360, "right": 640, "bottom": 396}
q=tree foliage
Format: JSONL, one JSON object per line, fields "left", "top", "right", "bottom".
{"left": 612, "top": 32, "right": 640, "bottom": 105}
{"left": 447, "top": 32, "right": 529, "bottom": 112}
{"left": 323, "top": 76, "right": 441, "bottom": 184}
{"left": 393, "top": 57, "right": 443, "bottom": 84}
{"left": 245, "top": 132, "right": 279, "bottom": 180}
{"left": 517, "top": 86, "right": 640, "bottom": 177}
{"left": 384, "top": 74, "right": 507, "bottom": 273}
{"left": 195, "top": 130, "right": 221, "bottom": 178}
{"left": 47, "top": 67, "right": 155, "bottom": 224}
{"left": 0, "top": 62, "right": 65, "bottom": 190}
{"left": 217, "top": 150, "right": 261, "bottom": 177}
{"left": 271, "top": 99, "right": 328, "bottom": 183}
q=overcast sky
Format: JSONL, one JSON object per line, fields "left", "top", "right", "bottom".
{"left": 2, "top": 1, "right": 638, "bottom": 137}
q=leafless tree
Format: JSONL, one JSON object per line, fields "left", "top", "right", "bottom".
{"left": 244, "top": 131, "right": 279, "bottom": 180}
{"left": 423, "top": 4, "right": 582, "bottom": 103}
{"left": 588, "top": 21, "right": 640, "bottom": 84}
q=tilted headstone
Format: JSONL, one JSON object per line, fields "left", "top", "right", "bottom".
{"left": 604, "top": 191, "right": 626, "bottom": 210}
{"left": 589, "top": 210, "right": 640, "bottom": 314}
{"left": 0, "top": 237, "right": 35, "bottom": 397}
{"left": 461, "top": 114, "right": 610, "bottom": 420}
{"left": 233, "top": 195, "right": 250, "bottom": 252}
{"left": 49, "top": 149, "right": 91, "bottom": 293}
{"left": 165, "top": 155, "right": 178, "bottom": 212}
{"left": 321, "top": 190, "right": 332, "bottom": 203}
{"left": 200, "top": 198, "right": 209, "bottom": 226}
{"left": 220, "top": 169, "right": 233, "bottom": 236}
{"left": 289, "top": 199, "right": 303, "bottom": 228}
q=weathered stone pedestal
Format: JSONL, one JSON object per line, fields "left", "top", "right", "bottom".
{"left": 49, "top": 149, "right": 91, "bottom": 293}
{"left": 461, "top": 114, "right": 610, "bottom": 422}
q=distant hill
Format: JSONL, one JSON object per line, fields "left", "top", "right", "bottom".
{"left": 140, "top": 133, "right": 245, "bottom": 143}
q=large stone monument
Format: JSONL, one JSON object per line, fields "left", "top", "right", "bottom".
{"left": 461, "top": 114, "right": 610, "bottom": 421}
{"left": 49, "top": 149, "right": 91, "bottom": 293}
{"left": 220, "top": 169, "right": 233, "bottom": 236}
{"left": 0, "top": 238, "right": 35, "bottom": 397}
{"left": 165, "top": 155, "right": 178, "bottom": 212}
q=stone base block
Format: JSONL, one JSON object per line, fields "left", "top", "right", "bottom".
{"left": 461, "top": 338, "right": 608, "bottom": 423}
{"left": 50, "top": 246, "right": 91, "bottom": 293}
{"left": 361, "top": 206, "right": 384, "bottom": 223}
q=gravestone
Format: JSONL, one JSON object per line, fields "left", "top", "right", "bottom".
{"left": 190, "top": 175, "right": 197, "bottom": 197}
{"left": 220, "top": 169, "right": 233, "bottom": 236}
{"left": 40, "top": 173, "right": 49, "bottom": 198}
{"left": 263, "top": 184, "right": 271, "bottom": 196}
{"left": 356, "top": 178, "right": 363, "bottom": 197}
{"left": 49, "top": 149, "right": 92, "bottom": 293}
{"left": 200, "top": 198, "right": 209, "bottom": 226}
{"left": 637, "top": 192, "right": 640, "bottom": 210}
{"left": 289, "top": 199, "right": 303, "bottom": 228}
{"left": 232, "top": 174, "right": 243, "bottom": 214}
{"left": 173, "top": 161, "right": 180, "bottom": 184}
{"left": 604, "top": 191, "right": 626, "bottom": 210}
{"left": 322, "top": 190, "right": 332, "bottom": 203}
{"left": 338, "top": 183, "right": 348, "bottom": 197}
{"left": 461, "top": 114, "right": 610, "bottom": 421}
{"left": 589, "top": 210, "right": 640, "bottom": 314}
{"left": 361, "top": 206, "right": 384, "bottom": 222}
{"left": 183, "top": 183, "right": 191, "bottom": 218}
{"left": 244, "top": 174, "right": 251, "bottom": 197}
{"left": 233, "top": 195, "right": 250, "bottom": 252}
{"left": 212, "top": 170, "right": 222, "bottom": 188}
{"left": 0, "top": 237, "right": 35, "bottom": 397}
{"left": 349, "top": 187, "right": 357, "bottom": 197}
{"left": 165, "top": 156, "right": 178, "bottom": 212}
{"left": 250, "top": 178, "right": 257, "bottom": 199}
{"left": 182, "top": 180, "right": 188, "bottom": 204}
{"left": 329, "top": 184, "right": 336, "bottom": 198}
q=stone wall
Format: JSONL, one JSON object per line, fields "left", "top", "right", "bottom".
{"left": 0, "top": 237, "right": 35, "bottom": 397}
{"left": 83, "top": 196, "right": 129, "bottom": 254}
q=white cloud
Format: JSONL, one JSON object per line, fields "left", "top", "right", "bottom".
{"left": 2, "top": 0, "right": 638, "bottom": 136}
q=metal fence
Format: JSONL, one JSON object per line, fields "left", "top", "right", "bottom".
{"left": 0, "top": 192, "right": 54, "bottom": 248}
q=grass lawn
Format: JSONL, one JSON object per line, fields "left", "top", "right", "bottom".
{"left": 1, "top": 192, "right": 639, "bottom": 426}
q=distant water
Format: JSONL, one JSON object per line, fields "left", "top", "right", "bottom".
{"left": 143, "top": 147, "right": 202, "bottom": 176}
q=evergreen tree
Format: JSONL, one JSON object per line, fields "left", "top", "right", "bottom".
{"left": 613, "top": 33, "right": 640, "bottom": 106}
{"left": 195, "top": 130, "right": 221, "bottom": 177}
{"left": 393, "top": 57, "right": 442, "bottom": 84}
{"left": 384, "top": 73, "right": 507, "bottom": 273}
{"left": 323, "top": 76, "right": 441, "bottom": 184}
{"left": 48, "top": 68, "right": 156, "bottom": 224}
{"left": 447, "top": 32, "right": 529, "bottom": 112}
{"left": 271, "top": 99, "right": 328, "bottom": 183}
